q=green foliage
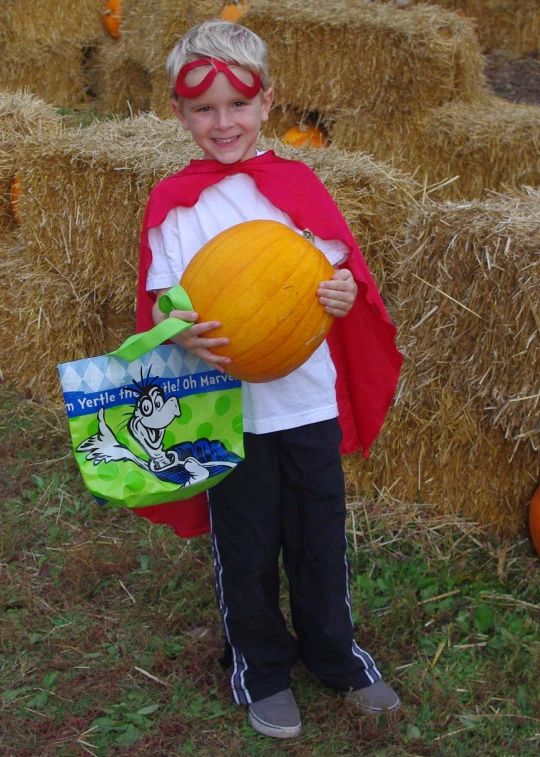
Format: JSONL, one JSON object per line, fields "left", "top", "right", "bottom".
{"left": 57, "top": 106, "right": 127, "bottom": 129}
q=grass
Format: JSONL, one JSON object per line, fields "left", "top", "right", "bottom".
{"left": 56, "top": 107, "right": 127, "bottom": 129}
{"left": 1, "top": 384, "right": 539, "bottom": 757}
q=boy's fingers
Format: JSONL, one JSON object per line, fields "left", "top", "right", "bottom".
{"left": 172, "top": 317, "right": 227, "bottom": 339}
{"left": 319, "top": 278, "right": 355, "bottom": 291}
{"left": 184, "top": 326, "right": 229, "bottom": 344}
{"left": 167, "top": 312, "right": 231, "bottom": 363}
{"left": 196, "top": 350, "right": 231, "bottom": 371}
{"left": 323, "top": 302, "right": 349, "bottom": 316}
{"left": 318, "top": 290, "right": 355, "bottom": 304}
{"left": 189, "top": 337, "right": 230, "bottom": 350}
{"left": 319, "top": 279, "right": 353, "bottom": 290}
{"left": 331, "top": 268, "right": 353, "bottom": 281}
{"left": 169, "top": 309, "right": 199, "bottom": 321}
{"left": 319, "top": 269, "right": 355, "bottom": 290}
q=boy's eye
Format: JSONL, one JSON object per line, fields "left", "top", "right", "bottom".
{"left": 196, "top": 106, "right": 212, "bottom": 112}
{"left": 233, "top": 101, "right": 247, "bottom": 107}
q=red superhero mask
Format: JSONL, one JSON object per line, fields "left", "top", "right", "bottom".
{"left": 174, "top": 57, "right": 262, "bottom": 99}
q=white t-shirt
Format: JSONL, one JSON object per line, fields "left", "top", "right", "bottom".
{"left": 147, "top": 170, "right": 349, "bottom": 434}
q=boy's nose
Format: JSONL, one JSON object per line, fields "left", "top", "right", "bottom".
{"left": 214, "top": 109, "right": 234, "bottom": 129}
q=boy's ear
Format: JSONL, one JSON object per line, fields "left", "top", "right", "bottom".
{"left": 170, "top": 97, "right": 190, "bottom": 130}
{"left": 260, "top": 87, "right": 274, "bottom": 123}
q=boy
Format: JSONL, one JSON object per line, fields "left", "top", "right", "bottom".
{"left": 135, "top": 19, "right": 403, "bottom": 739}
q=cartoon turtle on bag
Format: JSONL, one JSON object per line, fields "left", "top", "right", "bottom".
{"left": 77, "top": 371, "right": 241, "bottom": 488}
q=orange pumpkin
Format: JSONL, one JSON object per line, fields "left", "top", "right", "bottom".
{"left": 103, "top": 0, "right": 122, "bottom": 39}
{"left": 529, "top": 486, "right": 540, "bottom": 555}
{"left": 10, "top": 176, "right": 21, "bottom": 225}
{"left": 282, "top": 124, "right": 329, "bottom": 149}
{"left": 219, "top": 1, "right": 250, "bottom": 23}
{"left": 180, "top": 220, "right": 335, "bottom": 383}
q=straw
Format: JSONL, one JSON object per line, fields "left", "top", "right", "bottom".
{"left": 329, "top": 95, "right": 540, "bottom": 200}
{"left": 0, "top": 0, "right": 105, "bottom": 44}
{"left": 17, "top": 115, "right": 420, "bottom": 310}
{"left": 241, "top": 0, "right": 486, "bottom": 117}
{"left": 121, "top": 0, "right": 224, "bottom": 71}
{"left": 433, "top": 0, "right": 540, "bottom": 55}
{"left": 0, "top": 230, "right": 107, "bottom": 403}
{"left": 343, "top": 384, "right": 540, "bottom": 537}
{"left": 395, "top": 189, "right": 540, "bottom": 449}
{"left": 0, "top": 1, "right": 107, "bottom": 108}
{"left": 92, "top": 37, "right": 152, "bottom": 116}
{"left": 0, "top": 89, "right": 61, "bottom": 230}
{"left": 17, "top": 116, "right": 202, "bottom": 311}
{"left": 0, "top": 39, "right": 92, "bottom": 108}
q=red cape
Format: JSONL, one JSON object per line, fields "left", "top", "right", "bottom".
{"left": 133, "top": 151, "right": 403, "bottom": 537}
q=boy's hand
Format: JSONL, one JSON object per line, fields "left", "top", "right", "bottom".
{"left": 317, "top": 269, "right": 357, "bottom": 318}
{"left": 169, "top": 310, "right": 231, "bottom": 372}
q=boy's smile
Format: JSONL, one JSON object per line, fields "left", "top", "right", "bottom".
{"left": 171, "top": 64, "right": 274, "bottom": 164}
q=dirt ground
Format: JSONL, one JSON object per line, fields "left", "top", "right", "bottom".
{"left": 485, "top": 51, "right": 540, "bottom": 106}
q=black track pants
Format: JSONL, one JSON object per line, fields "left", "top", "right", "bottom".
{"left": 208, "top": 419, "right": 382, "bottom": 705}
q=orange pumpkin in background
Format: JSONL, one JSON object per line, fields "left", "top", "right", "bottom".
{"left": 219, "top": 1, "right": 250, "bottom": 23}
{"left": 180, "top": 220, "right": 335, "bottom": 383}
{"left": 10, "top": 176, "right": 21, "bottom": 225}
{"left": 282, "top": 124, "right": 329, "bottom": 149}
{"left": 529, "top": 486, "right": 540, "bottom": 555}
{"left": 103, "top": 0, "right": 122, "bottom": 39}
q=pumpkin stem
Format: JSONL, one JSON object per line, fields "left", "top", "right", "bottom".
{"left": 302, "top": 229, "right": 315, "bottom": 244}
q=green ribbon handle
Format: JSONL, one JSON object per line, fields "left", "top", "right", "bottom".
{"left": 107, "top": 284, "right": 194, "bottom": 362}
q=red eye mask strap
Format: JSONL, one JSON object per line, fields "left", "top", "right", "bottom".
{"left": 175, "top": 57, "right": 262, "bottom": 98}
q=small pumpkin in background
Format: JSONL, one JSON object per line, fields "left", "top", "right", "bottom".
{"left": 10, "top": 176, "right": 21, "bottom": 225}
{"left": 529, "top": 486, "right": 540, "bottom": 555}
{"left": 103, "top": 0, "right": 122, "bottom": 39}
{"left": 282, "top": 124, "right": 329, "bottom": 149}
{"left": 219, "top": 1, "right": 250, "bottom": 23}
{"left": 180, "top": 220, "right": 335, "bottom": 383}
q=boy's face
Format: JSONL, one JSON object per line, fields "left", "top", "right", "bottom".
{"left": 171, "top": 64, "right": 274, "bottom": 164}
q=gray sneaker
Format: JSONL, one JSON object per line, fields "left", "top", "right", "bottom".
{"left": 248, "top": 688, "right": 302, "bottom": 739}
{"left": 343, "top": 680, "right": 401, "bottom": 715}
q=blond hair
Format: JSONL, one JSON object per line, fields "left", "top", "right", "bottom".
{"left": 166, "top": 20, "right": 270, "bottom": 95}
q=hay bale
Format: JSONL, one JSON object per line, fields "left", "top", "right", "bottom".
{"left": 0, "top": 39, "right": 93, "bottom": 108}
{"left": 18, "top": 116, "right": 202, "bottom": 310}
{"left": 415, "top": 97, "right": 540, "bottom": 198}
{"left": 0, "top": 1, "right": 107, "bottom": 108}
{"left": 92, "top": 38, "right": 152, "bottom": 116}
{"left": 0, "top": 0, "right": 105, "bottom": 43}
{"left": 343, "top": 383, "right": 540, "bottom": 536}
{"left": 431, "top": 0, "right": 540, "bottom": 55}
{"left": 102, "top": 303, "right": 137, "bottom": 353}
{"left": 149, "top": 70, "right": 176, "bottom": 119}
{"left": 0, "top": 90, "right": 62, "bottom": 137}
{"left": 330, "top": 95, "right": 540, "bottom": 199}
{"left": 344, "top": 185, "right": 540, "bottom": 536}
{"left": 16, "top": 114, "right": 419, "bottom": 312}
{"left": 121, "top": 0, "right": 223, "bottom": 71}
{"left": 396, "top": 190, "right": 540, "bottom": 450}
{"left": 0, "top": 230, "right": 106, "bottom": 402}
{"left": 242, "top": 0, "right": 486, "bottom": 117}
{"left": 92, "top": 1, "right": 225, "bottom": 118}
{"left": 0, "top": 89, "right": 61, "bottom": 230}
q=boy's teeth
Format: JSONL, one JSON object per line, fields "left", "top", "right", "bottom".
{"left": 215, "top": 137, "right": 237, "bottom": 143}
